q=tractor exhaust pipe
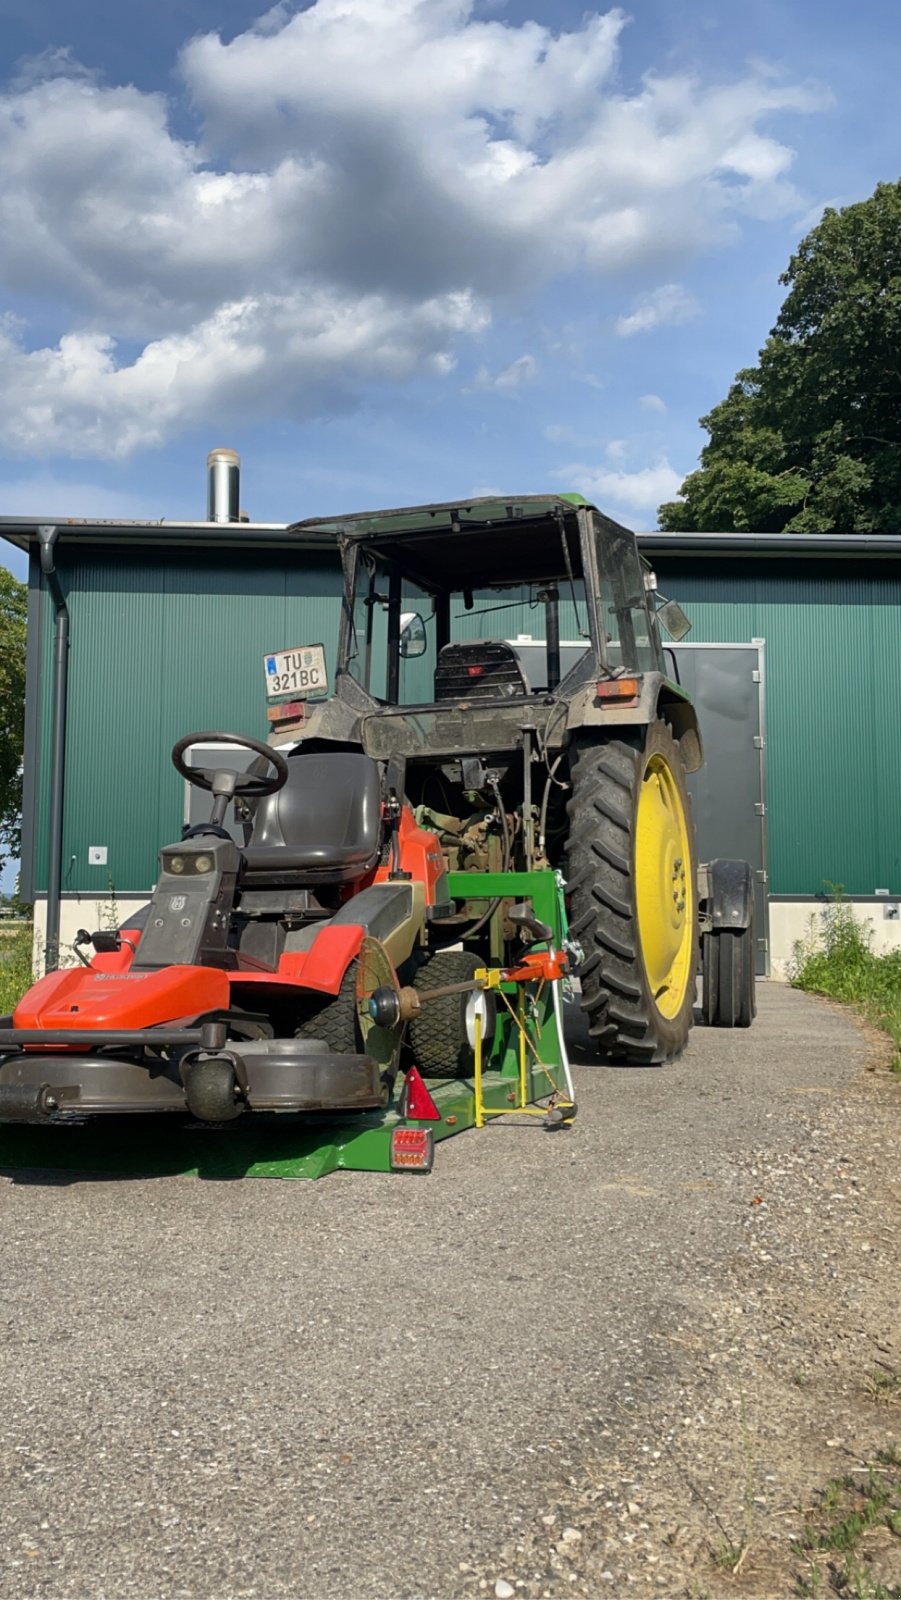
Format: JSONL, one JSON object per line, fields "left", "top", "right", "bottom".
{"left": 206, "top": 448, "right": 240, "bottom": 523}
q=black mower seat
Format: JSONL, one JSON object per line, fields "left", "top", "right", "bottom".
{"left": 242, "top": 751, "right": 382, "bottom": 883}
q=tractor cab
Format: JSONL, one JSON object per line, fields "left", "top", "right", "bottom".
{"left": 326, "top": 494, "right": 669, "bottom": 706}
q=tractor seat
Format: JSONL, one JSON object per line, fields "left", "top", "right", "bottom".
{"left": 242, "top": 751, "right": 382, "bottom": 884}
{"left": 434, "top": 640, "right": 530, "bottom": 700}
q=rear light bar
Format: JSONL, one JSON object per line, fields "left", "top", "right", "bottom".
{"left": 390, "top": 1128, "right": 434, "bottom": 1172}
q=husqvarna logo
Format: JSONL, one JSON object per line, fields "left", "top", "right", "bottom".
{"left": 169, "top": 895, "right": 187, "bottom": 911}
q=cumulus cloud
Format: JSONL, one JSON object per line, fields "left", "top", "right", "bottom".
{"left": 557, "top": 458, "right": 684, "bottom": 520}
{"left": 0, "top": 1, "right": 826, "bottom": 457}
{"left": 640, "top": 392, "right": 667, "bottom": 413}
{"left": 614, "top": 284, "right": 701, "bottom": 338}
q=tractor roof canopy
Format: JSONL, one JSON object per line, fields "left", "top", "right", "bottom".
{"left": 290, "top": 494, "right": 602, "bottom": 592}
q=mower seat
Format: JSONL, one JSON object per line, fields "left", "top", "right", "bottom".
{"left": 242, "top": 751, "right": 382, "bottom": 885}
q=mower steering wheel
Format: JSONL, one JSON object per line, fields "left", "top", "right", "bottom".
{"left": 171, "top": 731, "right": 289, "bottom": 798}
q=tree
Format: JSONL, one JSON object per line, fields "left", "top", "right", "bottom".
{"left": 0, "top": 567, "right": 27, "bottom": 870}
{"left": 659, "top": 180, "right": 901, "bottom": 533}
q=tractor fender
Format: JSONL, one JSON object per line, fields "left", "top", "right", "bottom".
{"left": 705, "top": 858, "right": 755, "bottom": 932}
{"left": 657, "top": 683, "right": 703, "bottom": 773}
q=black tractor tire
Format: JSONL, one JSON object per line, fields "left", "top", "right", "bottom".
{"left": 408, "top": 951, "right": 494, "bottom": 1079}
{"left": 295, "top": 966, "right": 360, "bottom": 1053}
{"left": 702, "top": 919, "right": 757, "bottom": 1028}
{"left": 566, "top": 720, "right": 699, "bottom": 1064}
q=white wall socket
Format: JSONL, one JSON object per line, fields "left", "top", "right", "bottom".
{"left": 88, "top": 846, "right": 108, "bottom": 866}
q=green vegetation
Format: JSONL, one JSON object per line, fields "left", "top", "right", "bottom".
{"left": 793, "top": 1450, "right": 901, "bottom": 1598}
{"left": 0, "top": 567, "right": 27, "bottom": 871}
{"left": 792, "top": 898, "right": 901, "bottom": 1070}
{"left": 659, "top": 180, "right": 901, "bottom": 534}
{"left": 0, "top": 920, "right": 35, "bottom": 1015}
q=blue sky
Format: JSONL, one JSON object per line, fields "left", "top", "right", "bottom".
{"left": 0, "top": 0, "right": 898, "bottom": 592}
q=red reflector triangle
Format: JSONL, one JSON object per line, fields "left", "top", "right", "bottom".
{"left": 403, "top": 1065, "right": 441, "bottom": 1120}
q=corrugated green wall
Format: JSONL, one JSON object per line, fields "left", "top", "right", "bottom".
{"left": 654, "top": 557, "right": 901, "bottom": 897}
{"left": 31, "top": 542, "right": 901, "bottom": 901}
{"left": 34, "top": 546, "right": 344, "bottom": 894}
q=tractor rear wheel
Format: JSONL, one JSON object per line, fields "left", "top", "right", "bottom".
{"left": 408, "top": 950, "right": 495, "bottom": 1078}
{"left": 566, "top": 720, "right": 698, "bottom": 1064}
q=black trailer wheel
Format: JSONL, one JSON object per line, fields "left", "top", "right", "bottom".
{"left": 566, "top": 720, "right": 698, "bottom": 1064}
{"left": 295, "top": 967, "right": 360, "bottom": 1053}
{"left": 702, "top": 920, "right": 757, "bottom": 1028}
{"left": 408, "top": 951, "right": 495, "bottom": 1079}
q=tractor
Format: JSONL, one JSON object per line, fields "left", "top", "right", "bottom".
{"left": 274, "top": 492, "right": 757, "bottom": 1059}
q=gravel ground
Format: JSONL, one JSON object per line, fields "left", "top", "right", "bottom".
{"left": 0, "top": 983, "right": 898, "bottom": 1600}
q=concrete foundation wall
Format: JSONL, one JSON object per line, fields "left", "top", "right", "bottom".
{"left": 768, "top": 899, "right": 901, "bottom": 980}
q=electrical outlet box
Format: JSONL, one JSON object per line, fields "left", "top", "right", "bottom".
{"left": 88, "top": 845, "right": 108, "bottom": 866}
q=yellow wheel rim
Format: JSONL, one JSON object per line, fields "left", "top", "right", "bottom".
{"left": 635, "top": 753, "right": 694, "bottom": 1020}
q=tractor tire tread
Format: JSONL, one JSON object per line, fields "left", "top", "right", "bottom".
{"left": 565, "top": 725, "right": 698, "bottom": 1065}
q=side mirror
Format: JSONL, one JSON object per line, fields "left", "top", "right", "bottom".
{"left": 399, "top": 611, "right": 428, "bottom": 659}
{"left": 656, "top": 599, "right": 692, "bottom": 641}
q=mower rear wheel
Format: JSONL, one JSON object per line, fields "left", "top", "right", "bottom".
{"left": 566, "top": 720, "right": 698, "bottom": 1064}
{"left": 408, "top": 951, "right": 495, "bottom": 1079}
{"left": 295, "top": 967, "right": 360, "bottom": 1053}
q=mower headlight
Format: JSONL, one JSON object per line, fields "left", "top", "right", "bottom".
{"left": 193, "top": 853, "right": 213, "bottom": 874}
{"left": 168, "top": 855, "right": 186, "bottom": 874}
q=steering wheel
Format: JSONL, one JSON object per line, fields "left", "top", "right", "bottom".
{"left": 171, "top": 731, "right": 289, "bottom": 797}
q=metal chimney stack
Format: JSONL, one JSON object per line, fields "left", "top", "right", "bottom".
{"left": 207, "top": 448, "right": 240, "bottom": 523}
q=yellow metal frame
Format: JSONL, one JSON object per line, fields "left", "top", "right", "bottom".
{"left": 472, "top": 966, "right": 575, "bottom": 1129}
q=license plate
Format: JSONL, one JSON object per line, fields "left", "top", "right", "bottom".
{"left": 264, "top": 643, "right": 328, "bottom": 700}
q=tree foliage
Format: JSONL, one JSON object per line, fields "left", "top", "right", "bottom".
{"left": 0, "top": 567, "right": 27, "bottom": 869}
{"left": 659, "top": 181, "right": 901, "bottom": 533}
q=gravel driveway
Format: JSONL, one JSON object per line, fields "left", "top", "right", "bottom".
{"left": 1, "top": 984, "right": 896, "bottom": 1600}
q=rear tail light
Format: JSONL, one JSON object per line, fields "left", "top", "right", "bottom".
{"left": 596, "top": 677, "right": 640, "bottom": 703}
{"left": 390, "top": 1128, "right": 434, "bottom": 1172}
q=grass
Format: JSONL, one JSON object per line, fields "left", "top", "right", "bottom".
{"left": 0, "top": 920, "right": 36, "bottom": 1015}
{"left": 793, "top": 1450, "right": 901, "bottom": 1598}
{"left": 863, "top": 1368, "right": 901, "bottom": 1406}
{"left": 792, "top": 896, "right": 901, "bottom": 1071}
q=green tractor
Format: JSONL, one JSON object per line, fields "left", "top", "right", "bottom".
{"left": 269, "top": 494, "right": 756, "bottom": 1063}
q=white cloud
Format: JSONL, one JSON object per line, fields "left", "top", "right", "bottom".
{"left": 0, "top": 292, "right": 486, "bottom": 459}
{"left": 614, "top": 284, "right": 701, "bottom": 338}
{"left": 470, "top": 354, "right": 538, "bottom": 392}
{"left": 640, "top": 392, "right": 667, "bottom": 413}
{"left": 557, "top": 458, "right": 684, "bottom": 521}
{"left": 0, "top": 2, "right": 827, "bottom": 457}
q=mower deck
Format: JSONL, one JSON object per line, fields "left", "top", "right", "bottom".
{"left": 0, "top": 1064, "right": 560, "bottom": 1182}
